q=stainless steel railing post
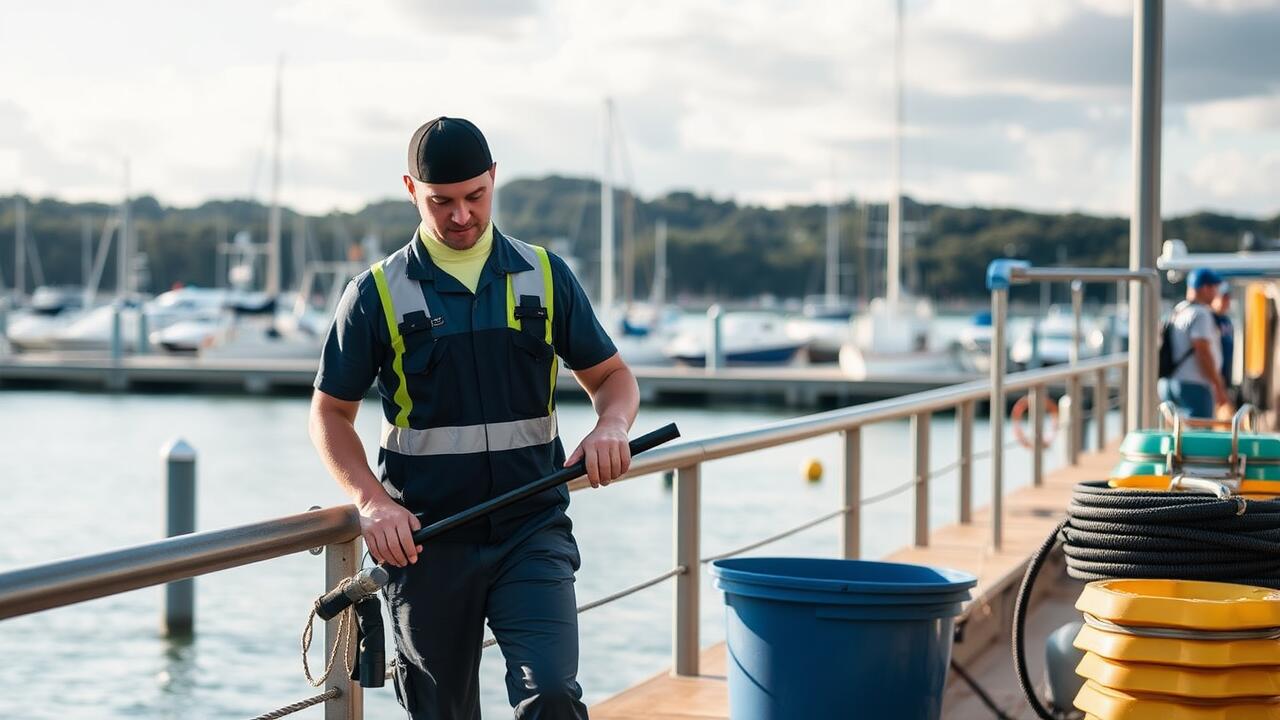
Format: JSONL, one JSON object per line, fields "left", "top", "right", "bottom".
{"left": 957, "top": 401, "right": 973, "bottom": 525}
{"left": 990, "top": 287, "right": 1007, "bottom": 551}
{"left": 841, "top": 428, "right": 861, "bottom": 559}
{"left": 325, "top": 537, "right": 362, "bottom": 720}
{"left": 1095, "top": 367, "right": 1108, "bottom": 450}
{"left": 912, "top": 413, "right": 931, "bottom": 547}
{"left": 1030, "top": 385, "right": 1044, "bottom": 487}
{"left": 1066, "top": 375, "right": 1082, "bottom": 465}
{"left": 673, "top": 463, "right": 701, "bottom": 677}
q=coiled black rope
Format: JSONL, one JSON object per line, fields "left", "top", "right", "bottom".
{"left": 1013, "top": 481, "right": 1280, "bottom": 720}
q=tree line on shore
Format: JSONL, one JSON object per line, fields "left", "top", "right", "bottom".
{"left": 2, "top": 175, "right": 1276, "bottom": 303}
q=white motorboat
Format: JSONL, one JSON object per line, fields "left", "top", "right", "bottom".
{"left": 664, "top": 311, "right": 807, "bottom": 367}
{"left": 1010, "top": 307, "right": 1102, "bottom": 368}
{"left": 5, "top": 286, "right": 89, "bottom": 352}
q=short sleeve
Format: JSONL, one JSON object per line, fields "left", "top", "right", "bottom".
{"left": 313, "top": 278, "right": 384, "bottom": 401}
{"left": 1187, "top": 306, "right": 1217, "bottom": 343}
{"left": 549, "top": 254, "right": 618, "bottom": 371}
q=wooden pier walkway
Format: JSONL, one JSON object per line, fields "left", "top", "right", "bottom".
{"left": 0, "top": 351, "right": 974, "bottom": 407}
{"left": 591, "top": 443, "right": 1120, "bottom": 719}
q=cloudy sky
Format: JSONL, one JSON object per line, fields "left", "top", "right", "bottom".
{"left": 1, "top": 0, "right": 1278, "bottom": 217}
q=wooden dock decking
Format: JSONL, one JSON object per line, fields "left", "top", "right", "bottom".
{"left": 591, "top": 444, "right": 1121, "bottom": 719}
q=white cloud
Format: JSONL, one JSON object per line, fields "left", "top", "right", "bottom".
{"left": 0, "top": 0, "right": 1278, "bottom": 217}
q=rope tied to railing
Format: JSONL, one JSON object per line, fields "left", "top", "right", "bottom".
{"left": 249, "top": 687, "right": 341, "bottom": 720}
{"left": 301, "top": 587, "right": 354, "bottom": 687}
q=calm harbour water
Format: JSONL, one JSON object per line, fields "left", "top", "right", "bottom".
{"left": 0, "top": 388, "right": 1072, "bottom": 719}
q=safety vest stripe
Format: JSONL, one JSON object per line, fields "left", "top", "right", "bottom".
{"left": 380, "top": 411, "right": 559, "bottom": 456}
{"left": 371, "top": 262, "right": 414, "bottom": 427}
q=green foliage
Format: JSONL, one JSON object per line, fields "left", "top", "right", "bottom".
{"left": 1, "top": 177, "right": 1277, "bottom": 301}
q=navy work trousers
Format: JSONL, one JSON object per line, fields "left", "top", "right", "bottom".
{"left": 383, "top": 508, "right": 589, "bottom": 719}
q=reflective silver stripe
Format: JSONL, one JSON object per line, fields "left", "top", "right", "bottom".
{"left": 381, "top": 411, "right": 559, "bottom": 456}
{"left": 507, "top": 237, "right": 548, "bottom": 306}
{"left": 382, "top": 243, "right": 431, "bottom": 327}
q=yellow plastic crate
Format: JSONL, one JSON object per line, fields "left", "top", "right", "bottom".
{"left": 1077, "top": 580, "right": 1280, "bottom": 631}
{"left": 1075, "top": 624, "right": 1280, "bottom": 668}
{"left": 1077, "top": 651, "right": 1280, "bottom": 699}
{"left": 1075, "top": 680, "right": 1280, "bottom": 720}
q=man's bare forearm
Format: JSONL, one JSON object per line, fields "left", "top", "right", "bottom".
{"left": 588, "top": 365, "right": 639, "bottom": 430}
{"left": 309, "top": 401, "right": 388, "bottom": 508}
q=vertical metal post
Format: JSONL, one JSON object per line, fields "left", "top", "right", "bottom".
{"left": 1030, "top": 386, "right": 1045, "bottom": 487}
{"left": 325, "top": 537, "right": 362, "bottom": 720}
{"left": 1066, "top": 376, "right": 1082, "bottom": 465}
{"left": 673, "top": 463, "right": 701, "bottom": 677}
{"left": 990, "top": 289, "right": 1007, "bottom": 551}
{"left": 705, "top": 305, "right": 724, "bottom": 374}
{"left": 136, "top": 309, "right": 149, "bottom": 355}
{"left": 841, "top": 428, "right": 861, "bottom": 559}
{"left": 1070, "top": 280, "right": 1084, "bottom": 366}
{"left": 110, "top": 303, "right": 123, "bottom": 363}
{"left": 1095, "top": 368, "right": 1108, "bottom": 450}
{"left": 162, "top": 439, "right": 196, "bottom": 637}
{"left": 958, "top": 401, "right": 973, "bottom": 524}
{"left": 1130, "top": 0, "right": 1164, "bottom": 431}
{"left": 912, "top": 412, "right": 931, "bottom": 547}
{"left": 1120, "top": 363, "right": 1130, "bottom": 434}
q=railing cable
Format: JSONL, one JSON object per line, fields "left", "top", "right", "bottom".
{"left": 249, "top": 687, "right": 341, "bottom": 720}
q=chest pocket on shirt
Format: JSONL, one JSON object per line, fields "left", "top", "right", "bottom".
{"left": 400, "top": 327, "right": 463, "bottom": 426}
{"left": 508, "top": 330, "right": 554, "bottom": 417}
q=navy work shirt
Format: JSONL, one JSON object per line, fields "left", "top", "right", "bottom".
{"left": 314, "top": 227, "right": 616, "bottom": 541}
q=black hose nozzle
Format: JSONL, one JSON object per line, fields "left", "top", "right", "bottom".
{"left": 315, "top": 565, "right": 389, "bottom": 621}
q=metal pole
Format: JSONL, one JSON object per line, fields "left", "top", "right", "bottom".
{"left": 1067, "top": 377, "right": 1082, "bottom": 465}
{"left": 654, "top": 218, "right": 667, "bottom": 311}
{"left": 958, "top": 401, "right": 973, "bottom": 524}
{"left": 841, "top": 428, "right": 861, "bottom": 559}
{"left": 1031, "top": 386, "right": 1044, "bottom": 487}
{"left": 162, "top": 439, "right": 196, "bottom": 637}
{"left": 1071, "top": 280, "right": 1084, "bottom": 366}
{"left": 886, "top": 0, "right": 904, "bottom": 307}
{"left": 136, "top": 308, "right": 149, "bottom": 355}
{"left": 14, "top": 198, "right": 25, "bottom": 300}
{"left": 990, "top": 288, "right": 1007, "bottom": 551}
{"left": 1095, "top": 368, "right": 1108, "bottom": 450}
{"left": 325, "top": 537, "right": 362, "bottom": 720}
{"left": 1129, "top": 0, "right": 1164, "bottom": 431}
{"left": 600, "top": 98, "right": 616, "bottom": 315}
{"left": 266, "top": 57, "right": 283, "bottom": 297}
{"left": 673, "top": 463, "right": 700, "bottom": 677}
{"left": 1120, "top": 363, "right": 1130, "bottom": 435}
{"left": 912, "top": 412, "right": 931, "bottom": 547}
{"left": 705, "top": 304, "right": 724, "bottom": 374}
{"left": 825, "top": 164, "right": 840, "bottom": 303}
{"left": 110, "top": 303, "right": 123, "bottom": 363}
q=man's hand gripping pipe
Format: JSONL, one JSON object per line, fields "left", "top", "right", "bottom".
{"left": 314, "top": 423, "right": 681, "bottom": 621}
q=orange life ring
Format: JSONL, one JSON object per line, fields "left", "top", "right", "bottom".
{"left": 1011, "top": 394, "right": 1059, "bottom": 450}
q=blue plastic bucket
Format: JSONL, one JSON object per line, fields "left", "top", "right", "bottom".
{"left": 711, "top": 557, "right": 976, "bottom": 720}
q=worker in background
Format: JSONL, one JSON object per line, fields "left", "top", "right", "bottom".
{"left": 308, "top": 116, "right": 640, "bottom": 719}
{"left": 1159, "top": 268, "right": 1229, "bottom": 419}
{"left": 1211, "top": 287, "right": 1236, "bottom": 406}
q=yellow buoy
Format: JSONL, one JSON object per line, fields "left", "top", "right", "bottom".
{"left": 801, "top": 458, "right": 823, "bottom": 483}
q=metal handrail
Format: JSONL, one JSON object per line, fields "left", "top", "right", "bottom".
{"left": 0, "top": 355, "right": 1125, "bottom": 623}
{"left": 616, "top": 353, "right": 1126, "bottom": 481}
{"left": 0, "top": 506, "right": 360, "bottom": 621}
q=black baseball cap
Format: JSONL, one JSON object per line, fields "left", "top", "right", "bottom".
{"left": 407, "top": 117, "right": 493, "bottom": 184}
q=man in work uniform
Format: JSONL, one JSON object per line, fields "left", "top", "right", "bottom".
{"left": 309, "top": 116, "right": 639, "bottom": 719}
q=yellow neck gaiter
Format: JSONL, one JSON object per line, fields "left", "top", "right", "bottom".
{"left": 418, "top": 222, "right": 494, "bottom": 293}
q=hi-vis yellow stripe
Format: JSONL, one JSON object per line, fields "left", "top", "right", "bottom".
{"left": 533, "top": 246, "right": 557, "bottom": 412}
{"left": 371, "top": 262, "right": 413, "bottom": 427}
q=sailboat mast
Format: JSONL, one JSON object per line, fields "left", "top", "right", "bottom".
{"left": 117, "top": 160, "right": 132, "bottom": 299}
{"left": 600, "top": 98, "right": 615, "bottom": 313}
{"left": 266, "top": 57, "right": 284, "bottom": 296}
{"left": 653, "top": 217, "right": 667, "bottom": 310}
{"left": 886, "top": 0, "right": 904, "bottom": 307}
{"left": 825, "top": 159, "right": 840, "bottom": 302}
{"left": 14, "top": 197, "right": 25, "bottom": 299}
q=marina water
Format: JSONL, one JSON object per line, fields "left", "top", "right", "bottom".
{"left": 0, "top": 389, "right": 1080, "bottom": 718}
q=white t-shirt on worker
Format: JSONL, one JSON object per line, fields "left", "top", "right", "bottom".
{"left": 1168, "top": 300, "right": 1221, "bottom": 386}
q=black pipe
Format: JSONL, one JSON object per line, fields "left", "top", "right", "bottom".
{"left": 315, "top": 423, "right": 681, "bottom": 621}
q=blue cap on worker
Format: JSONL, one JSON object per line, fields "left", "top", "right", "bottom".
{"left": 1188, "top": 267, "right": 1222, "bottom": 289}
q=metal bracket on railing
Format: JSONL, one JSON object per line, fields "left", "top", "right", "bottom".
{"left": 1159, "top": 402, "right": 1259, "bottom": 489}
